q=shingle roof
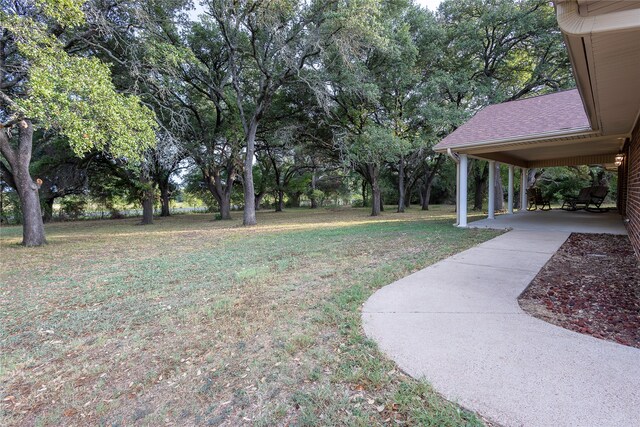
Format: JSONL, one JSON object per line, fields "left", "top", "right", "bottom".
{"left": 434, "top": 89, "right": 592, "bottom": 151}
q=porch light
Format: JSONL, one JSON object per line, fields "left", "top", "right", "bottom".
{"left": 614, "top": 153, "right": 624, "bottom": 166}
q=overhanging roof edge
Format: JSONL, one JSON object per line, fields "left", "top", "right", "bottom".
{"left": 434, "top": 127, "right": 598, "bottom": 153}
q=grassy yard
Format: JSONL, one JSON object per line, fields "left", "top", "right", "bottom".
{"left": 1, "top": 206, "right": 499, "bottom": 426}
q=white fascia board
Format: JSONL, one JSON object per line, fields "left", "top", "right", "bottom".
{"left": 555, "top": 1, "right": 640, "bottom": 36}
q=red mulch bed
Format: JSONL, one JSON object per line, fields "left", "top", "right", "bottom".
{"left": 518, "top": 233, "right": 640, "bottom": 349}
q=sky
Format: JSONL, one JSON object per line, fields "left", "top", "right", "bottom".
{"left": 416, "top": 0, "right": 444, "bottom": 11}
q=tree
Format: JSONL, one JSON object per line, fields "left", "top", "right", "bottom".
{"left": 339, "top": 124, "right": 407, "bottom": 216}
{"left": 370, "top": 3, "right": 443, "bottom": 213}
{"left": 435, "top": 0, "right": 573, "bottom": 210}
{"left": 138, "top": 17, "right": 244, "bottom": 220}
{"left": 147, "top": 132, "right": 186, "bottom": 217}
{"left": 30, "top": 135, "right": 92, "bottom": 222}
{"left": 207, "top": 0, "right": 383, "bottom": 225}
{"left": 0, "top": 0, "right": 156, "bottom": 245}
{"left": 255, "top": 86, "right": 325, "bottom": 212}
{"left": 326, "top": 1, "right": 447, "bottom": 215}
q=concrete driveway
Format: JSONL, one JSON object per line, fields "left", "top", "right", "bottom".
{"left": 469, "top": 209, "right": 627, "bottom": 234}
{"left": 362, "top": 229, "right": 640, "bottom": 427}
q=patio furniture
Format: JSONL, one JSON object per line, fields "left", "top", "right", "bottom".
{"left": 561, "top": 186, "right": 609, "bottom": 212}
{"left": 585, "top": 186, "right": 609, "bottom": 212}
{"left": 562, "top": 187, "right": 592, "bottom": 211}
{"left": 527, "top": 188, "right": 551, "bottom": 211}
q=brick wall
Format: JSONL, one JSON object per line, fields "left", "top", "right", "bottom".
{"left": 626, "top": 117, "right": 640, "bottom": 259}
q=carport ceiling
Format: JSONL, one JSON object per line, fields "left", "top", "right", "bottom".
{"left": 466, "top": 134, "right": 625, "bottom": 167}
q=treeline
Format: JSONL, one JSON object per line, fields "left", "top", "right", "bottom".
{"left": 0, "top": 0, "right": 573, "bottom": 246}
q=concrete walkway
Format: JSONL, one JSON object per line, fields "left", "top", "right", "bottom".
{"left": 469, "top": 209, "right": 628, "bottom": 234}
{"left": 362, "top": 230, "right": 640, "bottom": 427}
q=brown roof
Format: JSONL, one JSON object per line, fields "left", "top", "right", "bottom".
{"left": 434, "top": 89, "right": 592, "bottom": 152}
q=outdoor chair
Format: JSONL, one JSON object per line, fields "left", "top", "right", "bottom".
{"left": 562, "top": 187, "right": 592, "bottom": 211}
{"left": 561, "top": 186, "right": 609, "bottom": 212}
{"left": 527, "top": 188, "right": 551, "bottom": 211}
{"left": 585, "top": 186, "right": 609, "bottom": 212}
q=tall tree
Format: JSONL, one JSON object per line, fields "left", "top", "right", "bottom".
{"left": 338, "top": 124, "right": 407, "bottom": 216}
{"left": 207, "top": 0, "right": 382, "bottom": 225}
{"left": 0, "top": 0, "right": 156, "bottom": 245}
{"left": 371, "top": 3, "right": 443, "bottom": 212}
{"left": 435, "top": 0, "right": 573, "bottom": 210}
{"left": 30, "top": 135, "right": 92, "bottom": 222}
{"left": 140, "top": 17, "right": 243, "bottom": 220}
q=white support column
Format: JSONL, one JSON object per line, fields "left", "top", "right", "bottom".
{"left": 507, "top": 165, "right": 514, "bottom": 214}
{"left": 459, "top": 154, "right": 468, "bottom": 227}
{"left": 488, "top": 160, "right": 495, "bottom": 219}
{"left": 455, "top": 159, "right": 461, "bottom": 226}
{"left": 520, "top": 167, "right": 528, "bottom": 211}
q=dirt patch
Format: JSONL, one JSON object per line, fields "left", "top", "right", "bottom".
{"left": 519, "top": 233, "right": 640, "bottom": 348}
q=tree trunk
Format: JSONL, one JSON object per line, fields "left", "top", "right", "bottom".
{"left": 222, "top": 180, "right": 234, "bottom": 220}
{"left": 421, "top": 184, "right": 432, "bottom": 211}
{"left": 140, "top": 166, "right": 154, "bottom": 225}
{"left": 369, "top": 164, "right": 381, "bottom": 217}
{"left": 289, "top": 192, "right": 301, "bottom": 208}
{"left": 42, "top": 197, "right": 55, "bottom": 223}
{"left": 254, "top": 192, "right": 265, "bottom": 211}
{"left": 203, "top": 164, "right": 235, "bottom": 220}
{"left": 419, "top": 156, "right": 444, "bottom": 212}
{"left": 0, "top": 121, "right": 46, "bottom": 246}
{"left": 159, "top": 180, "right": 171, "bottom": 217}
{"left": 473, "top": 179, "right": 484, "bottom": 211}
{"left": 397, "top": 156, "right": 405, "bottom": 213}
{"left": 17, "top": 177, "right": 46, "bottom": 245}
{"left": 528, "top": 168, "right": 538, "bottom": 188}
{"left": 310, "top": 172, "right": 318, "bottom": 209}
{"left": 141, "top": 193, "right": 154, "bottom": 225}
{"left": 405, "top": 184, "right": 412, "bottom": 209}
{"left": 0, "top": 183, "right": 4, "bottom": 222}
{"left": 473, "top": 162, "right": 488, "bottom": 211}
{"left": 275, "top": 190, "right": 284, "bottom": 212}
{"left": 220, "top": 194, "right": 231, "bottom": 219}
{"left": 361, "top": 180, "right": 368, "bottom": 207}
{"left": 242, "top": 121, "right": 258, "bottom": 225}
{"left": 214, "top": 187, "right": 233, "bottom": 220}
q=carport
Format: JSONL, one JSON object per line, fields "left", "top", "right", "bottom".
{"left": 434, "top": 89, "right": 626, "bottom": 227}
{"left": 433, "top": 1, "right": 640, "bottom": 240}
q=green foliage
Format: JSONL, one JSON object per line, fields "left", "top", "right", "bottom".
{"left": 33, "top": 0, "right": 85, "bottom": 26}
{"left": 3, "top": 5, "right": 157, "bottom": 161}
{"left": 184, "top": 169, "right": 219, "bottom": 213}
{"left": 1, "top": 190, "right": 22, "bottom": 224}
{"left": 1, "top": 0, "right": 580, "bottom": 220}
{"left": 60, "top": 196, "right": 87, "bottom": 219}
{"left": 343, "top": 124, "right": 409, "bottom": 166}
{"left": 436, "top": 0, "right": 572, "bottom": 105}
{"left": 308, "top": 189, "right": 325, "bottom": 204}
{"left": 535, "top": 166, "right": 617, "bottom": 203}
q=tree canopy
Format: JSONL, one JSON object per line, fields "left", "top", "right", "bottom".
{"left": 1, "top": 0, "right": 577, "bottom": 245}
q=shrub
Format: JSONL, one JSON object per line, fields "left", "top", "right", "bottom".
{"left": 60, "top": 196, "right": 87, "bottom": 219}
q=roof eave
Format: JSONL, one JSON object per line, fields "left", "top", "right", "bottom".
{"left": 554, "top": 0, "right": 640, "bottom": 134}
{"left": 555, "top": 0, "right": 640, "bottom": 36}
{"left": 434, "top": 127, "right": 597, "bottom": 153}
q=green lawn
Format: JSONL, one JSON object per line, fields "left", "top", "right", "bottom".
{"left": 1, "top": 206, "right": 499, "bottom": 426}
